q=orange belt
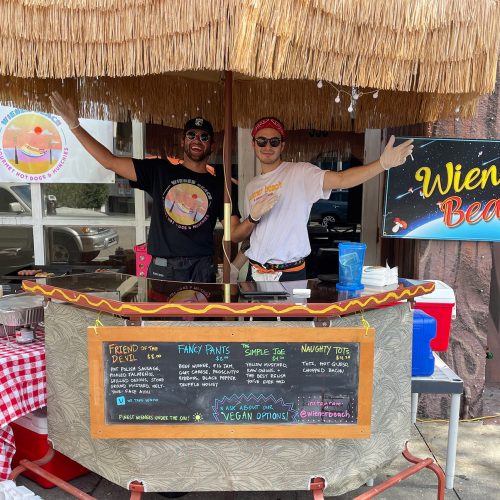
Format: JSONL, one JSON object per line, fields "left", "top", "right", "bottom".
{"left": 250, "top": 259, "right": 306, "bottom": 274}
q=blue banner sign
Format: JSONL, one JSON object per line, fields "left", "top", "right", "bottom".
{"left": 383, "top": 137, "right": 500, "bottom": 242}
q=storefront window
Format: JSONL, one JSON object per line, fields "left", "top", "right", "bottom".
{"left": 42, "top": 180, "right": 134, "bottom": 217}
{"left": 0, "top": 225, "right": 34, "bottom": 276}
{"left": 45, "top": 225, "right": 135, "bottom": 270}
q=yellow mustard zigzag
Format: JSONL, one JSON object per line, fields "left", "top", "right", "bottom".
{"left": 22, "top": 283, "right": 434, "bottom": 316}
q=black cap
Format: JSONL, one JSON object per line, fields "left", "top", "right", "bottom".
{"left": 183, "top": 117, "right": 214, "bottom": 137}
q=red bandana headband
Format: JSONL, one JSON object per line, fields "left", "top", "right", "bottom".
{"left": 251, "top": 118, "right": 285, "bottom": 139}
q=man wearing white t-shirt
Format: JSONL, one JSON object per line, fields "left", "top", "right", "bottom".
{"left": 230, "top": 117, "right": 414, "bottom": 282}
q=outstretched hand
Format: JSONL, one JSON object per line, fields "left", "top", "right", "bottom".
{"left": 49, "top": 91, "right": 80, "bottom": 130}
{"left": 379, "top": 135, "right": 414, "bottom": 170}
{"left": 250, "top": 192, "right": 279, "bottom": 221}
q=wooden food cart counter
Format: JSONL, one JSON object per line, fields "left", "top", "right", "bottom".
{"left": 21, "top": 274, "right": 433, "bottom": 496}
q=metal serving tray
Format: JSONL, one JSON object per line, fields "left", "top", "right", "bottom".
{"left": 0, "top": 293, "right": 45, "bottom": 327}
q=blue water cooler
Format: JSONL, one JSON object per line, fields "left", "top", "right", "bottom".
{"left": 412, "top": 309, "right": 437, "bottom": 376}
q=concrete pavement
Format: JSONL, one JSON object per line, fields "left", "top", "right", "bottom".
{"left": 14, "top": 418, "right": 500, "bottom": 500}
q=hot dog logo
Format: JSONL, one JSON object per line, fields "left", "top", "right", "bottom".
{"left": 0, "top": 108, "right": 68, "bottom": 181}
{"left": 163, "top": 180, "right": 211, "bottom": 229}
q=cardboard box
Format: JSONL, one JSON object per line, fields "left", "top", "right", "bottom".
{"left": 11, "top": 408, "right": 88, "bottom": 488}
{"left": 414, "top": 280, "right": 456, "bottom": 351}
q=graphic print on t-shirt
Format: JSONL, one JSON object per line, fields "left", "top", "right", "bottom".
{"left": 164, "top": 180, "right": 211, "bottom": 229}
{"left": 248, "top": 180, "right": 283, "bottom": 208}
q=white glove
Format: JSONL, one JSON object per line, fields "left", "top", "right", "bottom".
{"left": 379, "top": 135, "right": 414, "bottom": 170}
{"left": 230, "top": 263, "right": 240, "bottom": 282}
{"left": 249, "top": 192, "right": 279, "bottom": 221}
{"left": 49, "top": 91, "right": 80, "bottom": 130}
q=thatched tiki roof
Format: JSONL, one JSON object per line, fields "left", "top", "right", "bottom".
{"left": 1, "top": 0, "right": 499, "bottom": 131}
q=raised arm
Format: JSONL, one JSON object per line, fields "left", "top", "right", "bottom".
{"left": 49, "top": 92, "right": 137, "bottom": 181}
{"left": 323, "top": 136, "right": 414, "bottom": 190}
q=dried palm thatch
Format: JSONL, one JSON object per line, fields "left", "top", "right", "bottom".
{"left": 0, "top": 73, "right": 481, "bottom": 133}
{"left": 0, "top": 0, "right": 499, "bottom": 131}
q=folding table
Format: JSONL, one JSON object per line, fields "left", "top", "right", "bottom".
{"left": 411, "top": 353, "right": 464, "bottom": 489}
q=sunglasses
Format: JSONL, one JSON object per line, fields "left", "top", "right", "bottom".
{"left": 185, "top": 130, "right": 211, "bottom": 142}
{"left": 254, "top": 136, "right": 282, "bottom": 147}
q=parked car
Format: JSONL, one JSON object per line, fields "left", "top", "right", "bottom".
{"left": 309, "top": 190, "right": 349, "bottom": 226}
{"left": 0, "top": 183, "right": 119, "bottom": 263}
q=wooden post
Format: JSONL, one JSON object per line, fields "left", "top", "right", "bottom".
{"left": 223, "top": 70, "right": 233, "bottom": 284}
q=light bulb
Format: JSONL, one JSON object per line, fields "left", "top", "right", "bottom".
{"left": 347, "top": 104, "right": 354, "bottom": 113}
{"left": 353, "top": 92, "right": 359, "bottom": 100}
{"left": 207, "top": 99, "right": 211, "bottom": 104}
{"left": 455, "top": 106, "right": 461, "bottom": 113}
{"left": 317, "top": 80, "right": 323, "bottom": 88}
{"left": 373, "top": 90, "right": 379, "bottom": 99}
{"left": 335, "top": 94, "right": 341, "bottom": 104}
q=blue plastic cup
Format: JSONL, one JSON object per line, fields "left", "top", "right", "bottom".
{"left": 336, "top": 241, "right": 367, "bottom": 291}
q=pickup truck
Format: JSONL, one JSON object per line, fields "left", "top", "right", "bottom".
{"left": 0, "top": 183, "right": 119, "bottom": 263}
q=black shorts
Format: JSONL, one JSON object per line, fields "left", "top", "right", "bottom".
{"left": 148, "top": 256, "right": 216, "bottom": 283}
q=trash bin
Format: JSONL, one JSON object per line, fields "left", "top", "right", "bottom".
{"left": 45, "top": 194, "right": 57, "bottom": 215}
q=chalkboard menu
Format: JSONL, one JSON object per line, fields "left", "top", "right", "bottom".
{"left": 88, "top": 326, "right": 374, "bottom": 439}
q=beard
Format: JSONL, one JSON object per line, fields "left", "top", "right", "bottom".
{"left": 184, "top": 142, "right": 212, "bottom": 163}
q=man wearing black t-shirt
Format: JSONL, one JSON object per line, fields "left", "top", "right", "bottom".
{"left": 130, "top": 117, "right": 241, "bottom": 282}
{"left": 50, "top": 92, "right": 277, "bottom": 282}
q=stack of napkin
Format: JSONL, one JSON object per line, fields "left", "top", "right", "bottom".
{"left": 361, "top": 263, "right": 398, "bottom": 287}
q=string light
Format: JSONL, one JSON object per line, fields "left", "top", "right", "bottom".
{"left": 317, "top": 80, "right": 380, "bottom": 114}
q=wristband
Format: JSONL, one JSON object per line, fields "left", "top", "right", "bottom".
{"left": 69, "top": 120, "right": 81, "bottom": 130}
{"left": 379, "top": 157, "right": 390, "bottom": 171}
{"left": 248, "top": 214, "right": 261, "bottom": 225}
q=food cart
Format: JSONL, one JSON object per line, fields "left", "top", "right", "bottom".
{"left": 17, "top": 273, "right": 440, "bottom": 497}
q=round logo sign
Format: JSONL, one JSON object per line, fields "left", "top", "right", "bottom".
{"left": 0, "top": 109, "right": 68, "bottom": 181}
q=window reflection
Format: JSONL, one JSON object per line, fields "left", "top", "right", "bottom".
{"left": 0, "top": 225, "right": 34, "bottom": 275}
{"left": 42, "top": 182, "right": 135, "bottom": 216}
{"left": 45, "top": 226, "right": 137, "bottom": 266}
{"left": 0, "top": 183, "right": 42, "bottom": 215}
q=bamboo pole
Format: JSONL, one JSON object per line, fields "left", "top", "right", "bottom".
{"left": 223, "top": 70, "right": 233, "bottom": 284}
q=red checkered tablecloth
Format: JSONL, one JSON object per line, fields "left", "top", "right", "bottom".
{"left": 0, "top": 332, "right": 46, "bottom": 480}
